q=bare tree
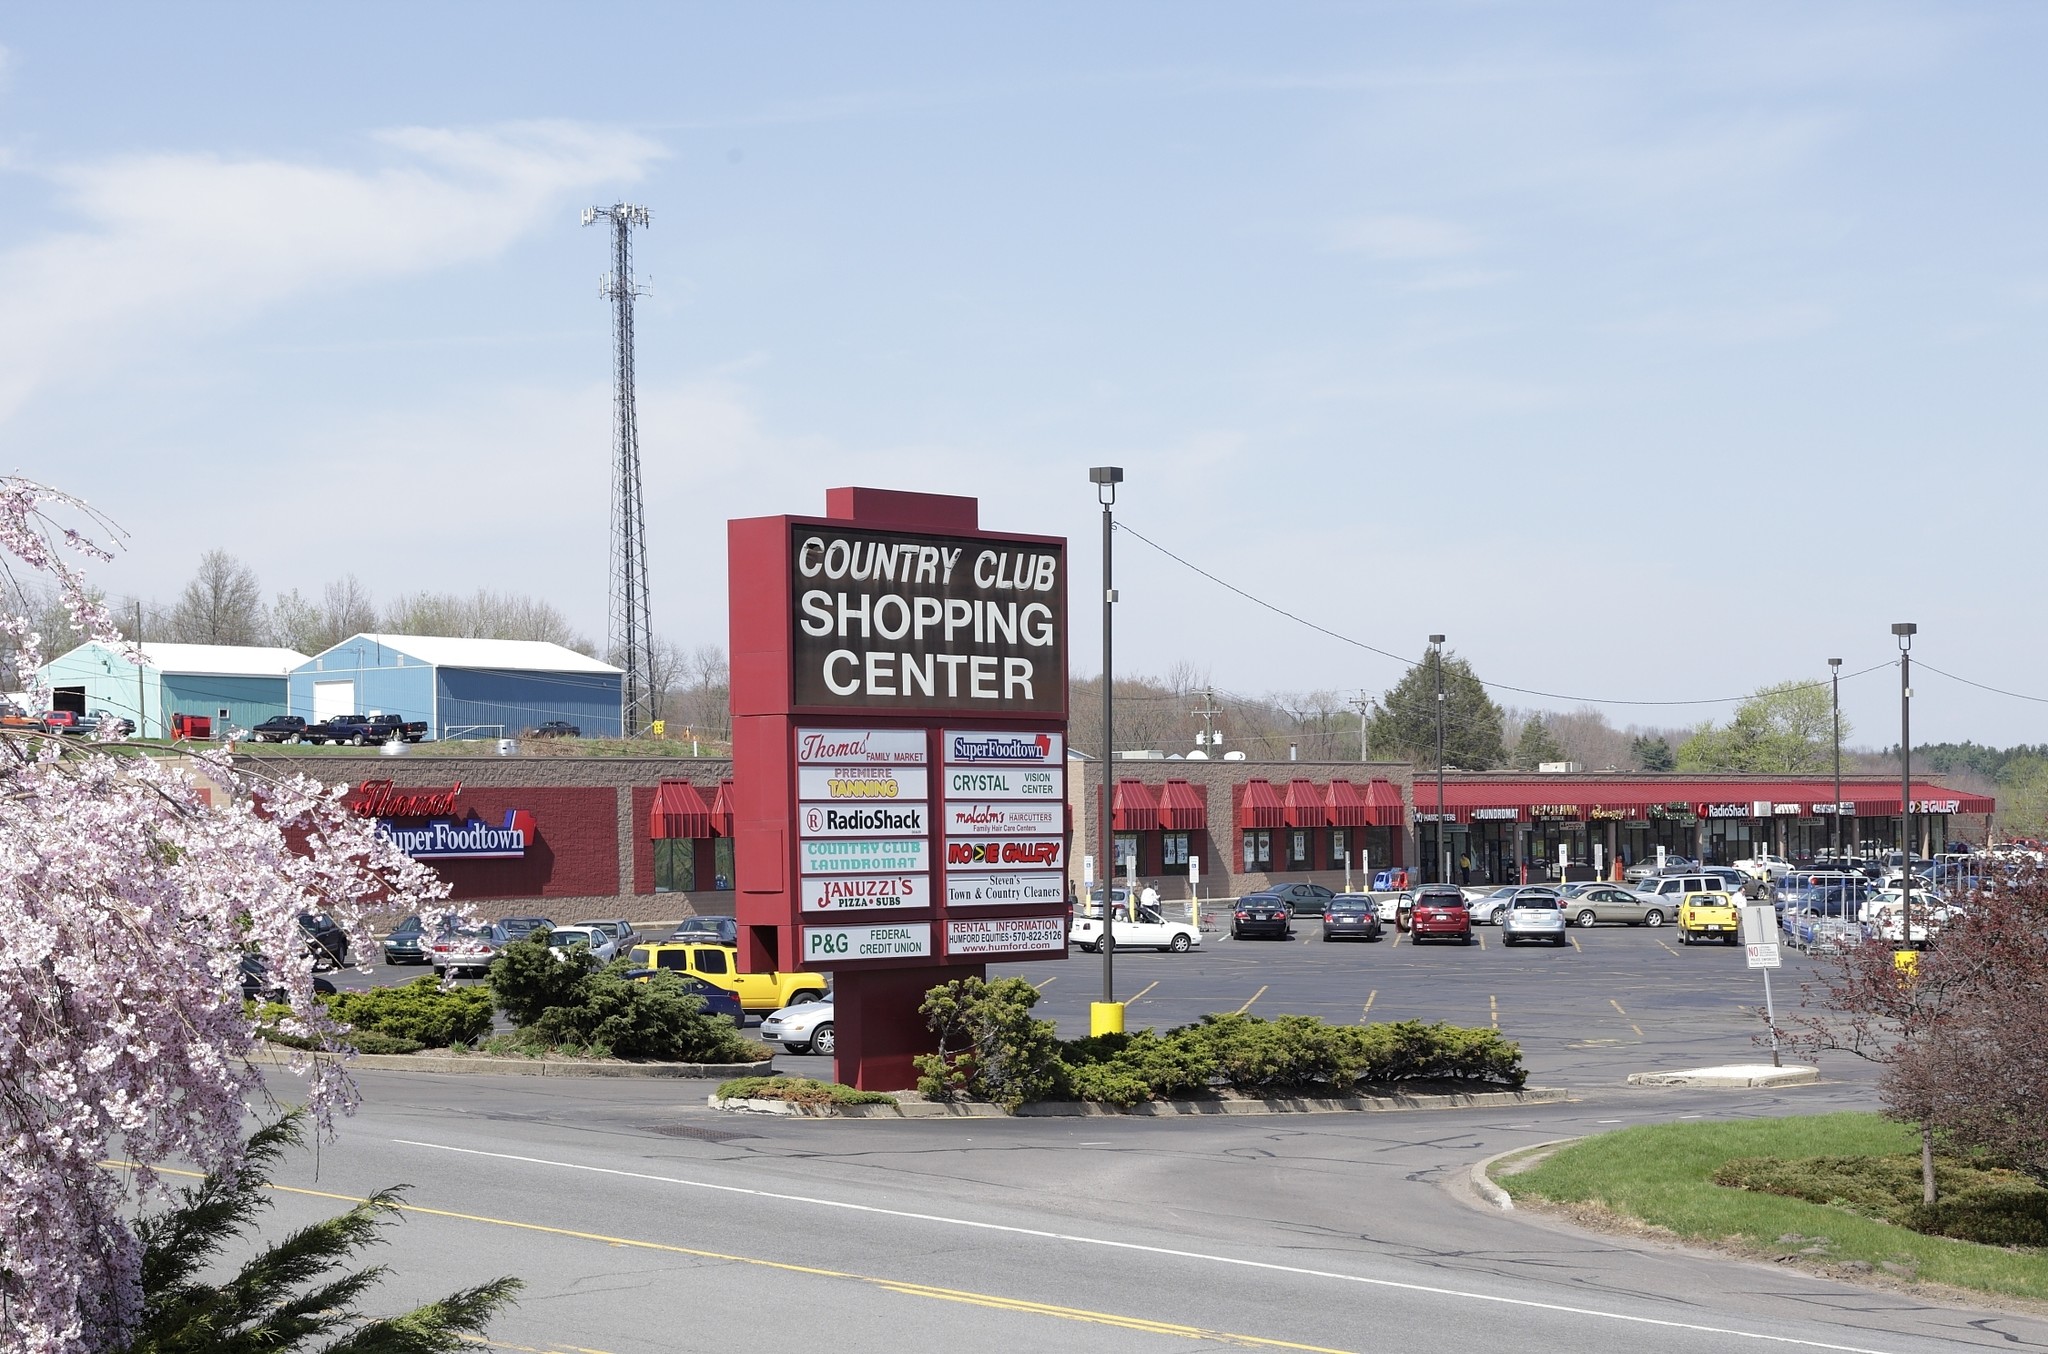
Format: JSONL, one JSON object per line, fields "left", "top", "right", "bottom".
{"left": 166, "top": 551, "right": 267, "bottom": 645}
{"left": 666, "top": 643, "right": 730, "bottom": 741}
{"left": 381, "top": 588, "right": 595, "bottom": 654}
{"left": 270, "top": 574, "right": 378, "bottom": 655}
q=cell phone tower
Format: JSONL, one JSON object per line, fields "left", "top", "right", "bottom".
{"left": 583, "top": 202, "right": 655, "bottom": 736}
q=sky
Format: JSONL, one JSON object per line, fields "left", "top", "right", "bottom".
{"left": 2, "top": 2, "right": 2044, "bottom": 748}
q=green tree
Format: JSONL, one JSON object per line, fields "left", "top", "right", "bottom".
{"left": 1995, "top": 756, "right": 2048, "bottom": 839}
{"left": 1630, "top": 734, "right": 1675, "bottom": 772}
{"left": 1675, "top": 680, "right": 1844, "bottom": 773}
{"left": 1511, "top": 715, "right": 1567, "bottom": 770}
{"left": 1365, "top": 653, "right": 1505, "bottom": 769}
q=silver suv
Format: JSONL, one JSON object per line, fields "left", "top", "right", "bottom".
{"left": 1634, "top": 874, "right": 1733, "bottom": 906}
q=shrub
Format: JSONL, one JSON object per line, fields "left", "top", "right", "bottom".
{"left": 915, "top": 977, "right": 1064, "bottom": 1111}
{"left": 715, "top": 1076, "right": 897, "bottom": 1107}
{"left": 327, "top": 975, "right": 494, "bottom": 1048}
{"left": 488, "top": 927, "right": 589, "bottom": 1025}
{"left": 1716, "top": 1152, "right": 2048, "bottom": 1248}
{"left": 1178, "top": 1013, "right": 1372, "bottom": 1094}
{"left": 1352, "top": 1019, "right": 1527, "bottom": 1088}
{"left": 521, "top": 967, "right": 756, "bottom": 1061}
{"left": 1061, "top": 1030, "right": 1217, "bottom": 1107}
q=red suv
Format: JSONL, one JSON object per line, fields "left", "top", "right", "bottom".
{"left": 1407, "top": 887, "right": 1472, "bottom": 945}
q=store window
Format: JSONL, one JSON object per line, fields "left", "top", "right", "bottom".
{"left": 1328, "top": 828, "right": 1348, "bottom": 870}
{"left": 1114, "top": 834, "right": 1139, "bottom": 871}
{"left": 1162, "top": 832, "right": 1190, "bottom": 876}
{"left": 1242, "top": 829, "right": 1273, "bottom": 873}
{"left": 653, "top": 839, "right": 695, "bottom": 893}
{"left": 712, "top": 838, "right": 735, "bottom": 891}
{"left": 1288, "top": 829, "right": 1312, "bottom": 870}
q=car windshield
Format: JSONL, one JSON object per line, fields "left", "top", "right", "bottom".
{"left": 1512, "top": 900, "right": 1559, "bottom": 911}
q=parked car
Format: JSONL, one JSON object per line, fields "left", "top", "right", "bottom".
{"left": 1500, "top": 896, "right": 1568, "bottom": 947}
{"left": 1075, "top": 886, "right": 1132, "bottom": 919}
{"left": 670, "top": 916, "right": 740, "bottom": 946}
{"left": 1320, "top": 895, "right": 1383, "bottom": 942}
{"left": 1231, "top": 896, "right": 1293, "bottom": 940}
{"left": 240, "top": 955, "right": 337, "bottom": 1003}
{"left": 494, "top": 916, "right": 555, "bottom": 944}
{"left": 623, "top": 941, "right": 828, "bottom": 1011}
{"left": 759, "top": 998, "right": 835, "bottom": 1054}
{"left": 576, "top": 918, "right": 641, "bottom": 954}
{"left": 616, "top": 971, "right": 745, "bottom": 1026}
{"left": 1701, "top": 867, "right": 1753, "bottom": 896}
{"left": 1732, "top": 853, "right": 1793, "bottom": 882}
{"left": 305, "top": 713, "right": 427, "bottom": 745}
{"left": 1561, "top": 885, "right": 1669, "bottom": 928}
{"left": 41, "top": 709, "right": 81, "bottom": 734}
{"left": 1637, "top": 874, "right": 1742, "bottom": 914}
{"left": 1071, "top": 905, "right": 1200, "bottom": 953}
{"left": 1407, "top": 889, "right": 1472, "bottom": 944}
{"left": 250, "top": 715, "right": 310, "bottom": 743}
{"left": 1241, "top": 882, "right": 1336, "bottom": 917}
{"left": 1373, "top": 894, "right": 1402, "bottom": 924}
{"left": 380, "top": 914, "right": 433, "bottom": 965}
{"left": 1623, "top": 856, "right": 1699, "bottom": 883}
{"left": 1677, "top": 891, "right": 1741, "bottom": 946}
{"left": 1469, "top": 885, "right": 1562, "bottom": 926}
{"left": 298, "top": 913, "right": 350, "bottom": 969}
{"left": 544, "top": 925, "right": 618, "bottom": 965}
{"left": 430, "top": 923, "right": 504, "bottom": 976}
{"left": 88, "top": 708, "right": 135, "bottom": 737}
{"left": 530, "top": 721, "right": 582, "bottom": 738}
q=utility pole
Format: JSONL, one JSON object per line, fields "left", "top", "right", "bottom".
{"left": 583, "top": 203, "right": 655, "bottom": 737}
{"left": 1828, "top": 658, "right": 1843, "bottom": 862}
{"left": 1089, "top": 467, "right": 1124, "bottom": 1035}
{"left": 1431, "top": 634, "right": 1447, "bottom": 884}
{"left": 135, "top": 600, "right": 147, "bottom": 739}
{"left": 1893, "top": 624, "right": 1917, "bottom": 949}
{"left": 1191, "top": 686, "right": 1224, "bottom": 755}
{"left": 1349, "top": 688, "right": 1372, "bottom": 763}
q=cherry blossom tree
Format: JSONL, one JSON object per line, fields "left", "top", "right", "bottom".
{"left": 0, "top": 480, "right": 452, "bottom": 1354}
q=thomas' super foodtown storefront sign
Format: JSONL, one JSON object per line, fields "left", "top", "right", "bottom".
{"left": 351, "top": 780, "right": 533, "bottom": 861}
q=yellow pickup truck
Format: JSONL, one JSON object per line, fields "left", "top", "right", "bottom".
{"left": 1677, "top": 891, "right": 1741, "bottom": 946}
{"left": 625, "top": 942, "right": 827, "bottom": 1013}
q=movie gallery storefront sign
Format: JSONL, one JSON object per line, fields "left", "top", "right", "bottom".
{"left": 351, "top": 780, "right": 532, "bottom": 860}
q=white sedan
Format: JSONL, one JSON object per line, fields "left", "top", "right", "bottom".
{"left": 1069, "top": 907, "right": 1199, "bottom": 953}
{"left": 760, "top": 999, "right": 835, "bottom": 1055}
{"left": 544, "top": 926, "right": 619, "bottom": 965}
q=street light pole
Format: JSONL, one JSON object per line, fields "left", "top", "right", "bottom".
{"left": 1089, "top": 467, "right": 1124, "bottom": 1028}
{"left": 1829, "top": 657, "right": 1843, "bottom": 863}
{"left": 1893, "top": 624, "right": 1917, "bottom": 948}
{"left": 1430, "top": 634, "right": 1447, "bottom": 884}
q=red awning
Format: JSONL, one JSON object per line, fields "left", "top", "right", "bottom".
{"left": 1158, "top": 779, "right": 1207, "bottom": 831}
{"left": 1364, "top": 778, "right": 1405, "bottom": 828}
{"left": 1113, "top": 779, "right": 1161, "bottom": 832}
{"left": 711, "top": 780, "right": 736, "bottom": 836}
{"left": 1238, "top": 779, "right": 1285, "bottom": 830}
{"left": 1326, "top": 780, "right": 1371, "bottom": 828}
{"left": 1283, "top": 778, "right": 1327, "bottom": 828}
{"left": 650, "top": 780, "right": 712, "bottom": 839}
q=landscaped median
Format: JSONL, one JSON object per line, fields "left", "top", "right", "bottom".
{"left": 1491, "top": 1113, "right": 2048, "bottom": 1303}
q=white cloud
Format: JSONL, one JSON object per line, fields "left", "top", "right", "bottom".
{"left": 0, "top": 121, "right": 665, "bottom": 421}
{"left": 1330, "top": 213, "right": 1479, "bottom": 260}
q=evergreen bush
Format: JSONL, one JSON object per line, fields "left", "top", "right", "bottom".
{"left": 327, "top": 976, "right": 494, "bottom": 1048}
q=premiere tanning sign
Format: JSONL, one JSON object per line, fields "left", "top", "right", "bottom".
{"left": 791, "top": 527, "right": 1066, "bottom": 715}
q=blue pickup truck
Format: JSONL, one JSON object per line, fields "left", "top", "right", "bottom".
{"left": 305, "top": 713, "right": 428, "bottom": 745}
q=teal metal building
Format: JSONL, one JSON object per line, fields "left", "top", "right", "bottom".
{"left": 38, "top": 642, "right": 309, "bottom": 738}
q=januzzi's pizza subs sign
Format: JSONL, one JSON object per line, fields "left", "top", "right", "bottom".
{"left": 790, "top": 526, "right": 1066, "bottom": 715}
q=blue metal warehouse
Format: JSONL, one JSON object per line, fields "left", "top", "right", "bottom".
{"left": 288, "top": 635, "right": 623, "bottom": 739}
{"left": 38, "top": 641, "right": 309, "bottom": 738}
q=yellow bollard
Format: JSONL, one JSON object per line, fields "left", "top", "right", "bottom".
{"left": 1089, "top": 1001, "right": 1126, "bottom": 1036}
{"left": 1893, "top": 949, "right": 1920, "bottom": 977}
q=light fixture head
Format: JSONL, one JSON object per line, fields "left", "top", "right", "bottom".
{"left": 1828, "top": 657, "right": 1842, "bottom": 669}
{"left": 1891, "top": 623, "right": 1917, "bottom": 636}
{"left": 1428, "top": 633, "right": 1445, "bottom": 645}
{"left": 1088, "top": 466, "right": 1124, "bottom": 486}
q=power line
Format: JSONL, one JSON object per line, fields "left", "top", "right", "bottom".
{"left": 1114, "top": 520, "right": 1893, "bottom": 708}
{"left": 1915, "top": 661, "right": 2048, "bottom": 707}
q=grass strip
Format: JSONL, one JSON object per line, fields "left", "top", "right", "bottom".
{"left": 716, "top": 1076, "right": 898, "bottom": 1108}
{"left": 1501, "top": 1112, "right": 2048, "bottom": 1301}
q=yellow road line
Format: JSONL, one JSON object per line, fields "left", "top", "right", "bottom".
{"left": 1655, "top": 939, "right": 1681, "bottom": 957}
{"left": 1489, "top": 995, "right": 1498, "bottom": 1030}
{"left": 1569, "top": 936, "right": 1582, "bottom": 952}
{"left": 1032, "top": 976, "right": 1058, "bottom": 989}
{"left": 462, "top": 1338, "right": 617, "bottom": 1354}
{"left": 1631, "top": 1024, "right": 1645, "bottom": 1038}
{"left": 1476, "top": 932, "right": 1486, "bottom": 950}
{"left": 109, "top": 1163, "right": 1361, "bottom": 1354}
{"left": 1390, "top": 929, "right": 1401, "bottom": 947}
{"left": 1128, "top": 980, "right": 1159, "bottom": 1004}
{"left": 1360, "top": 990, "right": 1376, "bottom": 1020}
{"left": 1609, "top": 998, "right": 1629, "bottom": 1017}
{"left": 1236, "top": 984, "right": 1267, "bottom": 1014}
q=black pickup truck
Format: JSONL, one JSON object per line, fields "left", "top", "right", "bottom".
{"left": 250, "top": 715, "right": 310, "bottom": 743}
{"left": 305, "top": 714, "right": 429, "bottom": 745}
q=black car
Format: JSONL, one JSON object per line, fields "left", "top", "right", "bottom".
{"left": 671, "top": 916, "right": 740, "bottom": 946}
{"left": 240, "top": 954, "right": 337, "bottom": 1003}
{"left": 1320, "top": 895, "right": 1383, "bottom": 942}
{"left": 1231, "top": 897, "right": 1292, "bottom": 940}
{"left": 381, "top": 914, "right": 432, "bottom": 965}
{"left": 298, "top": 913, "right": 350, "bottom": 969}
{"left": 1242, "top": 882, "right": 1336, "bottom": 917}
{"left": 530, "top": 721, "right": 581, "bottom": 738}
{"left": 88, "top": 708, "right": 135, "bottom": 737}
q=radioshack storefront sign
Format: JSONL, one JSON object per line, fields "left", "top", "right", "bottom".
{"left": 792, "top": 527, "right": 1066, "bottom": 715}
{"left": 377, "top": 810, "right": 533, "bottom": 860}
{"left": 804, "top": 922, "right": 933, "bottom": 962}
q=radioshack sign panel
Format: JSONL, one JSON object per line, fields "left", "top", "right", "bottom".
{"left": 791, "top": 527, "right": 1066, "bottom": 716}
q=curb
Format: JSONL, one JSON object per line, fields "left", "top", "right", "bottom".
{"left": 710, "top": 1085, "right": 1568, "bottom": 1119}
{"left": 1468, "top": 1137, "right": 1581, "bottom": 1211}
{"left": 256, "top": 1046, "right": 775, "bottom": 1079}
{"left": 1625, "top": 1065, "right": 1819, "bottom": 1089}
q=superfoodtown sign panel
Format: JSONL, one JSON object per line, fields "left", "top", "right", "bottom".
{"left": 791, "top": 526, "right": 1066, "bottom": 715}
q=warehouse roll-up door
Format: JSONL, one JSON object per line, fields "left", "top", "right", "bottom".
{"left": 313, "top": 681, "right": 355, "bottom": 722}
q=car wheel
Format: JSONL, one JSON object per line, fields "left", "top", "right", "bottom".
{"left": 792, "top": 989, "right": 825, "bottom": 1006}
{"left": 1575, "top": 909, "right": 1597, "bottom": 928}
{"left": 1723, "top": 933, "right": 1738, "bottom": 946}
{"left": 350, "top": 733, "right": 366, "bottom": 746}
{"left": 1230, "top": 926, "right": 1241, "bottom": 940}
{"left": 1643, "top": 910, "right": 1665, "bottom": 928}
{"left": 1079, "top": 942, "right": 1098, "bottom": 953}
{"left": 1503, "top": 935, "right": 1517, "bottom": 946}
{"left": 783, "top": 1043, "right": 806, "bottom": 1054}
{"left": 1554, "top": 935, "right": 1569, "bottom": 947}
{"left": 1169, "top": 934, "right": 1191, "bottom": 952}
{"left": 1461, "top": 932, "right": 1473, "bottom": 946}
{"left": 809, "top": 1023, "right": 836, "bottom": 1056}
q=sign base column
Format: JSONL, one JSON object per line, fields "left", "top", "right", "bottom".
{"left": 832, "top": 962, "right": 985, "bottom": 1091}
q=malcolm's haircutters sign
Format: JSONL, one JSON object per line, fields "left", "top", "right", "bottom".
{"left": 790, "top": 526, "right": 1066, "bottom": 715}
